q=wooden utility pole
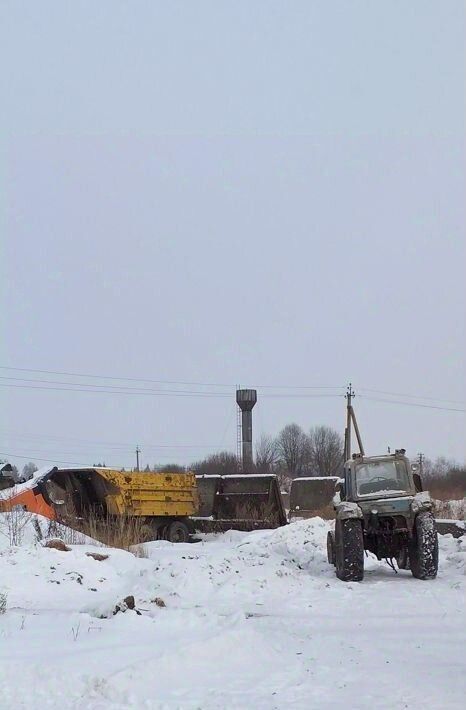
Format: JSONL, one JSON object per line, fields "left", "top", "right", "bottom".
{"left": 345, "top": 383, "right": 354, "bottom": 460}
{"left": 418, "top": 452, "right": 424, "bottom": 475}
{"left": 345, "top": 383, "right": 365, "bottom": 460}
{"left": 135, "top": 445, "right": 141, "bottom": 472}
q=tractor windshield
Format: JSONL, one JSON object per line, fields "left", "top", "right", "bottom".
{"left": 355, "top": 460, "right": 410, "bottom": 497}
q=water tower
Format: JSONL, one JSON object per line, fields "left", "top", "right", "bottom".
{"left": 236, "top": 389, "right": 257, "bottom": 471}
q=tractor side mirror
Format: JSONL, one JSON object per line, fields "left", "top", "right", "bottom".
{"left": 413, "top": 473, "right": 423, "bottom": 492}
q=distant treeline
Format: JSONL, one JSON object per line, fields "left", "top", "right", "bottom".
{"left": 2, "top": 424, "right": 464, "bottom": 501}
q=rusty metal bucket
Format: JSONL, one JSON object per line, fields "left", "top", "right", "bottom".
{"left": 289, "top": 476, "right": 340, "bottom": 519}
{"left": 194, "top": 474, "right": 287, "bottom": 532}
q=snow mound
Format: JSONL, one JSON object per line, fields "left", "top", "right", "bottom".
{"left": 1, "top": 518, "right": 465, "bottom": 709}
{"left": 439, "top": 533, "right": 466, "bottom": 575}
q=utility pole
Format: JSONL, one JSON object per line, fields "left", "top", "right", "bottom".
{"left": 345, "top": 383, "right": 354, "bottom": 460}
{"left": 344, "top": 382, "right": 365, "bottom": 460}
{"left": 418, "top": 452, "right": 424, "bottom": 476}
{"left": 135, "top": 445, "right": 141, "bottom": 472}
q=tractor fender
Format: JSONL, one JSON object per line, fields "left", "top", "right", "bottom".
{"left": 335, "top": 501, "right": 363, "bottom": 520}
{"left": 411, "top": 491, "right": 433, "bottom": 514}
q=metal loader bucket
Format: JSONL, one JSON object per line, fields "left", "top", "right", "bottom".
{"left": 194, "top": 475, "right": 221, "bottom": 518}
{"left": 193, "top": 474, "right": 287, "bottom": 532}
{"left": 289, "top": 476, "right": 340, "bottom": 519}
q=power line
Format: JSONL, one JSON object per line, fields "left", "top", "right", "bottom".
{"left": 1, "top": 365, "right": 462, "bottom": 404}
{"left": 0, "top": 445, "right": 239, "bottom": 467}
{"left": 0, "top": 443, "right": 207, "bottom": 458}
{"left": 0, "top": 375, "right": 234, "bottom": 396}
{"left": 1, "top": 366, "right": 463, "bottom": 413}
{"left": 359, "top": 387, "right": 465, "bottom": 406}
{"left": 0, "top": 382, "right": 231, "bottom": 397}
{"left": 0, "top": 365, "right": 344, "bottom": 391}
{"left": 261, "top": 393, "right": 341, "bottom": 399}
{"left": 0, "top": 430, "right": 222, "bottom": 450}
{"left": 0, "top": 380, "right": 343, "bottom": 399}
{"left": 0, "top": 365, "right": 232, "bottom": 388}
{"left": 0, "top": 451, "right": 115, "bottom": 467}
{"left": 359, "top": 395, "right": 465, "bottom": 413}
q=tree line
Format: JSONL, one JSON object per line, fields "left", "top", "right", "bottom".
{"left": 0, "top": 461, "right": 38, "bottom": 483}
{"left": 2, "top": 424, "right": 465, "bottom": 500}
{"left": 191, "top": 424, "right": 344, "bottom": 491}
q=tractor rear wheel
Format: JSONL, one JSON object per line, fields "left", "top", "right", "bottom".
{"left": 409, "top": 512, "right": 438, "bottom": 580}
{"left": 327, "top": 531, "right": 336, "bottom": 566}
{"left": 335, "top": 519, "right": 364, "bottom": 582}
{"left": 166, "top": 520, "right": 191, "bottom": 543}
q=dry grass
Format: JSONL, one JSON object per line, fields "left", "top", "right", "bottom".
{"left": 82, "top": 510, "right": 152, "bottom": 551}
{"left": 232, "top": 500, "right": 280, "bottom": 523}
{"left": 48, "top": 495, "right": 154, "bottom": 551}
{"left": 433, "top": 498, "right": 466, "bottom": 520}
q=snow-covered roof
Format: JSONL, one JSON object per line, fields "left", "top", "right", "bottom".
{"left": 196, "top": 473, "right": 275, "bottom": 479}
{"left": 292, "top": 476, "right": 340, "bottom": 482}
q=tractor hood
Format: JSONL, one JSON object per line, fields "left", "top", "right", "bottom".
{"left": 358, "top": 496, "right": 413, "bottom": 516}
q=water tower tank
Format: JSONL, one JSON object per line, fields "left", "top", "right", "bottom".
{"left": 236, "top": 389, "right": 257, "bottom": 471}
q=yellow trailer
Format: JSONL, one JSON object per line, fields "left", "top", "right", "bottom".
{"left": 0, "top": 467, "right": 198, "bottom": 543}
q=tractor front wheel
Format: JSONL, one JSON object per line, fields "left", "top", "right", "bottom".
{"left": 409, "top": 512, "right": 438, "bottom": 580}
{"left": 335, "top": 519, "right": 364, "bottom": 582}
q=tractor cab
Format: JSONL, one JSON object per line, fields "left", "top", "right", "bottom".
{"left": 341, "top": 450, "right": 418, "bottom": 502}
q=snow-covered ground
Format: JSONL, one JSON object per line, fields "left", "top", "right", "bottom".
{"left": 0, "top": 517, "right": 465, "bottom": 709}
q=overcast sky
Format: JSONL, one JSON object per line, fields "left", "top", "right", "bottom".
{"left": 1, "top": 2, "right": 464, "bottom": 471}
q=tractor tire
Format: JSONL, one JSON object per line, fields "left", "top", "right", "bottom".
{"left": 396, "top": 546, "right": 410, "bottom": 570}
{"left": 327, "top": 531, "right": 336, "bottom": 566}
{"left": 335, "top": 519, "right": 364, "bottom": 582}
{"left": 409, "top": 512, "right": 438, "bottom": 580}
{"left": 166, "top": 520, "right": 191, "bottom": 544}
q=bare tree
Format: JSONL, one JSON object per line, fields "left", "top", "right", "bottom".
{"left": 156, "top": 464, "right": 186, "bottom": 473}
{"left": 255, "top": 434, "right": 279, "bottom": 473}
{"left": 0, "top": 488, "right": 32, "bottom": 545}
{"left": 22, "top": 462, "right": 38, "bottom": 481}
{"left": 276, "top": 424, "right": 311, "bottom": 477}
{"left": 421, "top": 456, "right": 466, "bottom": 499}
{"left": 308, "top": 425, "right": 344, "bottom": 477}
{"left": 275, "top": 465, "right": 293, "bottom": 492}
{"left": 191, "top": 451, "right": 240, "bottom": 475}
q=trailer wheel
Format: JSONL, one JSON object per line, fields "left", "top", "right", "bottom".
{"left": 409, "top": 512, "right": 438, "bottom": 580}
{"left": 327, "top": 531, "right": 336, "bottom": 566}
{"left": 156, "top": 524, "right": 168, "bottom": 541}
{"left": 335, "top": 519, "right": 364, "bottom": 582}
{"left": 166, "top": 521, "right": 190, "bottom": 543}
